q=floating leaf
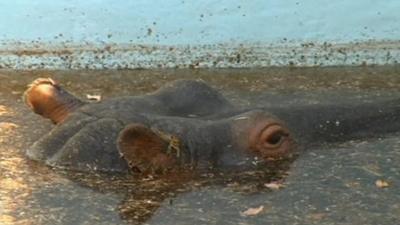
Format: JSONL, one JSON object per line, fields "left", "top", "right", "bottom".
{"left": 0, "top": 105, "right": 9, "bottom": 116}
{"left": 241, "top": 205, "right": 264, "bottom": 216}
{"left": 86, "top": 94, "right": 102, "bottom": 101}
{"left": 264, "top": 181, "right": 284, "bottom": 190}
{"left": 0, "top": 122, "right": 18, "bottom": 131}
{"left": 308, "top": 212, "right": 326, "bottom": 221}
{"left": 375, "top": 179, "right": 389, "bottom": 188}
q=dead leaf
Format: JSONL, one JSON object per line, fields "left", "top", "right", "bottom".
{"left": 375, "top": 179, "right": 389, "bottom": 188}
{"left": 0, "top": 105, "right": 8, "bottom": 116}
{"left": 11, "top": 91, "right": 22, "bottom": 95}
{"left": 0, "top": 178, "right": 28, "bottom": 190}
{"left": 86, "top": 94, "right": 102, "bottom": 101}
{"left": 0, "top": 122, "right": 18, "bottom": 131}
{"left": 241, "top": 205, "right": 264, "bottom": 216}
{"left": 0, "top": 215, "right": 16, "bottom": 223}
{"left": 264, "top": 181, "right": 285, "bottom": 190}
{"left": 345, "top": 181, "right": 360, "bottom": 188}
{"left": 308, "top": 212, "right": 326, "bottom": 221}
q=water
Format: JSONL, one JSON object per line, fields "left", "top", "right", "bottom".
{"left": 0, "top": 66, "right": 399, "bottom": 225}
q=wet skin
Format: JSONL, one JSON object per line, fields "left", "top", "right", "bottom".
{"left": 24, "top": 78, "right": 400, "bottom": 173}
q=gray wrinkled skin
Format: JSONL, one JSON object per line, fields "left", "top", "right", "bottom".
{"left": 26, "top": 80, "right": 400, "bottom": 172}
{"left": 27, "top": 80, "right": 240, "bottom": 172}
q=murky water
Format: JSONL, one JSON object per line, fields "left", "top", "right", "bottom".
{"left": 0, "top": 66, "right": 400, "bottom": 225}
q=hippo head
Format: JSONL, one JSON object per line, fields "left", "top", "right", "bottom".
{"left": 117, "top": 110, "right": 295, "bottom": 172}
{"left": 24, "top": 78, "right": 296, "bottom": 173}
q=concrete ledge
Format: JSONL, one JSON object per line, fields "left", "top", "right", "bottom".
{"left": 0, "top": 41, "right": 399, "bottom": 69}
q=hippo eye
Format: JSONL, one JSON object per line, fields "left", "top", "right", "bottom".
{"left": 259, "top": 124, "right": 289, "bottom": 148}
{"left": 265, "top": 131, "right": 287, "bottom": 146}
{"left": 248, "top": 120, "right": 294, "bottom": 160}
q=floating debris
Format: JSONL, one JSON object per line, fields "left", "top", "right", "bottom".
{"left": 241, "top": 205, "right": 264, "bottom": 216}
{"left": 375, "top": 179, "right": 390, "bottom": 188}
{"left": 0, "top": 105, "right": 9, "bottom": 116}
{"left": 307, "top": 212, "right": 327, "bottom": 221}
{"left": 86, "top": 94, "right": 102, "bottom": 101}
{"left": 0, "top": 122, "right": 18, "bottom": 131}
{"left": 264, "top": 181, "right": 285, "bottom": 190}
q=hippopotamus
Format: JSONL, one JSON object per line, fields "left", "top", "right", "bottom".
{"left": 24, "top": 78, "right": 400, "bottom": 173}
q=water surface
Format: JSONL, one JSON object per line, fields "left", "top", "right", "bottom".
{"left": 0, "top": 66, "right": 399, "bottom": 225}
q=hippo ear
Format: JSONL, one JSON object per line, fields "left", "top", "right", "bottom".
{"left": 117, "top": 123, "right": 177, "bottom": 173}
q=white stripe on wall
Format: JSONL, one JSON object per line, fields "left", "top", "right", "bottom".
{"left": 0, "top": 0, "right": 399, "bottom": 69}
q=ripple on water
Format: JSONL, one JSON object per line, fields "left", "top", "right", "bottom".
{"left": 0, "top": 67, "right": 400, "bottom": 225}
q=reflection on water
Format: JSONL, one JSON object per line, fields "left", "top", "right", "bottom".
{"left": 0, "top": 66, "right": 400, "bottom": 225}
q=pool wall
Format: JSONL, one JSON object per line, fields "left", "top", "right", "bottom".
{"left": 1, "top": 0, "right": 399, "bottom": 69}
